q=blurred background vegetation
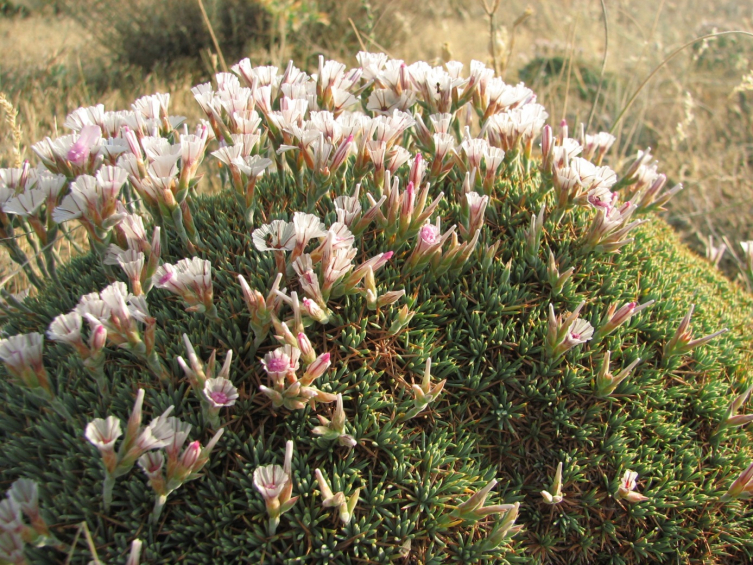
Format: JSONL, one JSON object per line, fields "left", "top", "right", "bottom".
{"left": 0, "top": 0, "right": 752, "bottom": 287}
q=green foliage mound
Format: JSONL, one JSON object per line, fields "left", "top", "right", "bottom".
{"left": 1, "top": 55, "right": 753, "bottom": 565}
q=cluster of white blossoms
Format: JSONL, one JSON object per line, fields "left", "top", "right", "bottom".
{"left": 1, "top": 50, "right": 733, "bottom": 558}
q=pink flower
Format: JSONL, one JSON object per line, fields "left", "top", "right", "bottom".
{"left": 67, "top": 125, "right": 102, "bottom": 167}
{"left": 262, "top": 346, "right": 300, "bottom": 382}
{"left": 203, "top": 377, "right": 239, "bottom": 408}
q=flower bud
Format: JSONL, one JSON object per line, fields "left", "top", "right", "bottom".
{"left": 89, "top": 323, "right": 107, "bottom": 353}
{"left": 297, "top": 332, "right": 316, "bottom": 365}
{"left": 388, "top": 305, "right": 414, "bottom": 335}
{"left": 302, "top": 298, "right": 329, "bottom": 324}
{"left": 301, "top": 353, "right": 331, "bottom": 385}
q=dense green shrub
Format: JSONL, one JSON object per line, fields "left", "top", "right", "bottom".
{"left": 1, "top": 54, "right": 753, "bottom": 565}
{"left": 61, "top": 0, "right": 269, "bottom": 70}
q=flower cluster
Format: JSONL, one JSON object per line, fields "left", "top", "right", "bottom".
{"left": 72, "top": 281, "right": 166, "bottom": 379}
{"left": 85, "top": 389, "right": 175, "bottom": 509}
{"left": 153, "top": 257, "right": 216, "bottom": 317}
{"left": 253, "top": 441, "right": 298, "bottom": 535}
{"left": 138, "top": 420, "right": 224, "bottom": 522}
{"left": 259, "top": 340, "right": 335, "bottom": 410}
{"left": 0, "top": 50, "right": 738, "bottom": 562}
{"left": 47, "top": 311, "right": 107, "bottom": 392}
{"left": 663, "top": 304, "right": 728, "bottom": 360}
{"left": 0, "top": 479, "right": 54, "bottom": 562}
{"left": 314, "top": 468, "right": 359, "bottom": 526}
{"left": 594, "top": 351, "right": 642, "bottom": 398}
{"left": 541, "top": 462, "right": 565, "bottom": 505}
{"left": 105, "top": 212, "right": 161, "bottom": 296}
{"left": 177, "top": 334, "right": 237, "bottom": 428}
{"left": 253, "top": 211, "right": 398, "bottom": 317}
{"left": 0, "top": 332, "right": 51, "bottom": 397}
{"left": 400, "top": 357, "right": 446, "bottom": 421}
{"left": 2, "top": 166, "right": 67, "bottom": 285}
{"left": 449, "top": 479, "right": 521, "bottom": 550}
{"left": 545, "top": 302, "right": 593, "bottom": 361}
{"left": 312, "top": 393, "right": 357, "bottom": 447}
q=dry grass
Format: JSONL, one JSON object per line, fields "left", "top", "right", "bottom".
{"left": 1, "top": 0, "right": 752, "bottom": 288}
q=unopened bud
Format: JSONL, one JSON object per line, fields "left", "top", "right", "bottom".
{"left": 297, "top": 332, "right": 316, "bottom": 365}
{"left": 89, "top": 323, "right": 107, "bottom": 352}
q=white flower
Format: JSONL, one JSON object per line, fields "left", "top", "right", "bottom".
{"left": 235, "top": 154, "right": 272, "bottom": 178}
{"left": 564, "top": 318, "right": 594, "bottom": 348}
{"left": 85, "top": 416, "right": 123, "bottom": 452}
{"left": 292, "top": 212, "right": 327, "bottom": 249}
{"left": 357, "top": 51, "right": 388, "bottom": 81}
{"left": 110, "top": 248, "right": 146, "bottom": 284}
{"left": 52, "top": 166, "right": 128, "bottom": 227}
{"left": 153, "top": 257, "right": 213, "bottom": 313}
{"left": 429, "top": 113, "right": 453, "bottom": 134}
{"left": 459, "top": 137, "right": 490, "bottom": 171}
{"left": 164, "top": 417, "right": 192, "bottom": 459}
{"left": 616, "top": 470, "right": 649, "bottom": 503}
{"left": 0, "top": 333, "right": 45, "bottom": 378}
{"left": 64, "top": 104, "right": 106, "bottom": 132}
{"left": 334, "top": 191, "right": 362, "bottom": 226}
{"left": 135, "top": 407, "right": 176, "bottom": 452}
{"left": 47, "top": 312, "right": 83, "bottom": 346}
{"left": 0, "top": 531, "right": 25, "bottom": 563}
{"left": 254, "top": 464, "right": 288, "bottom": 502}
{"left": 0, "top": 498, "right": 22, "bottom": 533}
{"left": 8, "top": 479, "right": 39, "bottom": 520}
{"left": 203, "top": 377, "right": 239, "bottom": 408}
{"left": 138, "top": 451, "right": 165, "bottom": 480}
{"left": 252, "top": 220, "right": 296, "bottom": 252}
{"left": 132, "top": 93, "right": 170, "bottom": 120}
{"left": 3, "top": 189, "right": 46, "bottom": 217}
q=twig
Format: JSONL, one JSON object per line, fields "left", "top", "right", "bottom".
{"left": 504, "top": 7, "right": 533, "bottom": 79}
{"left": 482, "top": 0, "right": 502, "bottom": 75}
{"left": 81, "top": 521, "right": 102, "bottom": 565}
{"left": 347, "top": 18, "right": 393, "bottom": 57}
{"left": 610, "top": 30, "right": 753, "bottom": 134}
{"left": 63, "top": 523, "right": 83, "bottom": 565}
{"left": 561, "top": 19, "right": 578, "bottom": 122}
{"left": 197, "top": 0, "right": 228, "bottom": 72}
{"left": 0, "top": 224, "right": 85, "bottom": 291}
{"left": 348, "top": 18, "right": 368, "bottom": 53}
{"left": 586, "top": 0, "right": 609, "bottom": 132}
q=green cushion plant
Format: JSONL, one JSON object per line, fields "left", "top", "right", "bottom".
{"left": 0, "top": 53, "right": 752, "bottom": 565}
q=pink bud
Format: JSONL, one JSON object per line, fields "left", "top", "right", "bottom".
{"left": 331, "top": 134, "right": 354, "bottom": 173}
{"left": 401, "top": 181, "right": 416, "bottom": 219}
{"left": 89, "top": 324, "right": 107, "bottom": 352}
{"left": 609, "top": 302, "right": 637, "bottom": 328}
{"left": 122, "top": 126, "right": 142, "bottom": 158}
{"left": 302, "top": 298, "right": 328, "bottom": 324}
{"left": 180, "top": 441, "right": 202, "bottom": 470}
{"left": 409, "top": 154, "right": 425, "bottom": 188}
{"left": 558, "top": 119, "right": 568, "bottom": 142}
{"left": 297, "top": 332, "right": 315, "bottom": 364}
{"left": 541, "top": 124, "right": 552, "bottom": 162}
{"left": 302, "top": 353, "right": 331, "bottom": 384}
